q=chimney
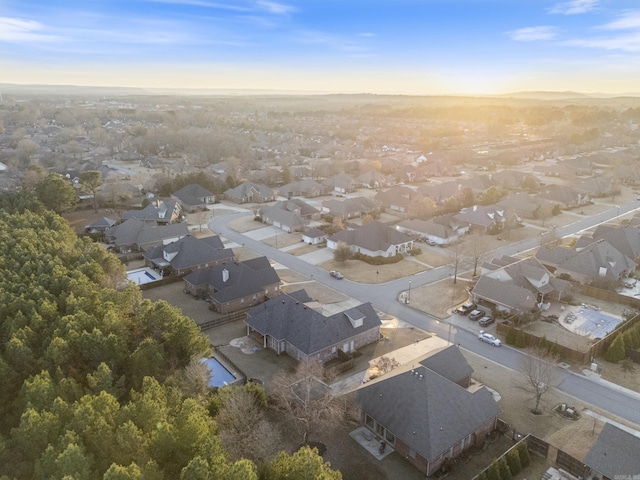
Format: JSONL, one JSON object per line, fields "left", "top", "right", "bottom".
{"left": 222, "top": 268, "right": 229, "bottom": 283}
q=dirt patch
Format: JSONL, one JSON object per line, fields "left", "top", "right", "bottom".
{"left": 545, "top": 414, "right": 605, "bottom": 460}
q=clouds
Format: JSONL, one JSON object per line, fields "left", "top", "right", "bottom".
{"left": 548, "top": 0, "right": 600, "bottom": 15}
{"left": 0, "top": 16, "right": 62, "bottom": 43}
{"left": 507, "top": 26, "right": 557, "bottom": 42}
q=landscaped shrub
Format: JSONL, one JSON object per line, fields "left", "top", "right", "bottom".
{"left": 604, "top": 336, "right": 626, "bottom": 363}
{"left": 506, "top": 449, "right": 522, "bottom": 476}
{"left": 515, "top": 328, "right": 528, "bottom": 348}
{"left": 498, "top": 457, "right": 512, "bottom": 480}
{"left": 486, "top": 461, "right": 502, "bottom": 480}
{"left": 476, "top": 472, "right": 488, "bottom": 480}
{"left": 517, "top": 442, "right": 530, "bottom": 467}
{"left": 352, "top": 252, "right": 403, "bottom": 265}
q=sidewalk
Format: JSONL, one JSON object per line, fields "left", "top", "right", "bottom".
{"left": 582, "top": 369, "right": 640, "bottom": 402}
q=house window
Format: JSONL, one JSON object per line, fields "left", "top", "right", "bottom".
{"left": 365, "top": 415, "right": 374, "bottom": 430}
{"left": 253, "top": 294, "right": 257, "bottom": 300}
{"left": 385, "top": 431, "right": 395, "bottom": 445}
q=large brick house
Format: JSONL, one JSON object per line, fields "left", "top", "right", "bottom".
{"left": 357, "top": 346, "right": 501, "bottom": 476}
{"left": 183, "top": 257, "right": 280, "bottom": 313}
{"left": 244, "top": 289, "right": 381, "bottom": 362}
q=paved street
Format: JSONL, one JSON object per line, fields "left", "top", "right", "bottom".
{"left": 209, "top": 199, "right": 640, "bottom": 427}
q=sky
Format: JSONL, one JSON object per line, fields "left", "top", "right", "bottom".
{"left": 2, "top": 0, "right": 640, "bottom": 95}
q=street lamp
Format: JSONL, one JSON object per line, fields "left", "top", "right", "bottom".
{"left": 408, "top": 279, "right": 412, "bottom": 304}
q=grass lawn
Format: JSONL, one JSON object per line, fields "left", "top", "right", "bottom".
{"left": 318, "top": 258, "right": 426, "bottom": 283}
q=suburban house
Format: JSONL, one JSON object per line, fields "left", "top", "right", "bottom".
{"left": 574, "top": 176, "right": 617, "bottom": 198}
{"left": 373, "top": 186, "right": 420, "bottom": 214}
{"left": 224, "top": 182, "right": 276, "bottom": 204}
{"left": 321, "top": 196, "right": 376, "bottom": 220}
{"left": 496, "top": 193, "right": 557, "bottom": 220}
{"left": 357, "top": 346, "right": 501, "bottom": 476}
{"left": 302, "top": 227, "right": 328, "bottom": 245}
{"left": 142, "top": 235, "right": 235, "bottom": 277}
{"left": 322, "top": 173, "right": 356, "bottom": 194}
{"left": 395, "top": 215, "right": 469, "bottom": 246}
{"left": 171, "top": 184, "right": 215, "bottom": 212}
{"left": 106, "top": 218, "right": 189, "bottom": 253}
{"left": 535, "top": 239, "right": 637, "bottom": 285}
{"left": 327, "top": 221, "right": 414, "bottom": 257}
{"left": 576, "top": 225, "right": 640, "bottom": 263}
{"left": 491, "top": 170, "right": 540, "bottom": 190}
{"left": 471, "top": 256, "right": 571, "bottom": 315}
{"left": 454, "top": 205, "right": 517, "bottom": 234}
{"left": 244, "top": 289, "right": 381, "bottom": 362}
{"left": 121, "top": 199, "right": 182, "bottom": 225}
{"left": 257, "top": 199, "right": 320, "bottom": 232}
{"left": 535, "top": 185, "right": 591, "bottom": 209}
{"left": 582, "top": 423, "right": 640, "bottom": 480}
{"left": 277, "top": 179, "right": 329, "bottom": 198}
{"left": 417, "top": 181, "right": 466, "bottom": 205}
{"left": 84, "top": 216, "right": 116, "bottom": 236}
{"left": 182, "top": 257, "right": 281, "bottom": 313}
{"left": 354, "top": 170, "right": 394, "bottom": 189}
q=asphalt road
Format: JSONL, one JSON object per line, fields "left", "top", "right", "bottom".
{"left": 209, "top": 199, "right": 640, "bottom": 427}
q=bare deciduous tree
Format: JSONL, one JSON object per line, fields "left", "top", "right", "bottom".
{"left": 468, "top": 233, "right": 491, "bottom": 277}
{"left": 216, "top": 387, "right": 280, "bottom": 463}
{"left": 446, "top": 240, "right": 466, "bottom": 284}
{"left": 270, "top": 361, "right": 343, "bottom": 443}
{"left": 520, "top": 348, "right": 558, "bottom": 414}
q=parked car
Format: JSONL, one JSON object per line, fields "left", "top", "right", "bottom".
{"left": 478, "top": 331, "right": 501, "bottom": 346}
{"left": 479, "top": 315, "right": 495, "bottom": 327}
{"left": 330, "top": 270, "right": 344, "bottom": 279}
{"left": 455, "top": 302, "right": 477, "bottom": 315}
{"left": 468, "top": 309, "right": 484, "bottom": 321}
{"left": 426, "top": 239, "right": 436, "bottom": 246}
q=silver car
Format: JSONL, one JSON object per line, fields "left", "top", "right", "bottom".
{"left": 478, "top": 331, "right": 501, "bottom": 346}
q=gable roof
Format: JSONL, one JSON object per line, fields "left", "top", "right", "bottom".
{"left": 583, "top": 423, "right": 640, "bottom": 478}
{"left": 143, "top": 235, "right": 233, "bottom": 270}
{"left": 85, "top": 216, "right": 116, "bottom": 229}
{"left": 224, "top": 182, "right": 275, "bottom": 200}
{"left": 537, "top": 239, "right": 636, "bottom": 280}
{"left": 121, "top": 199, "right": 180, "bottom": 224}
{"left": 329, "top": 220, "right": 413, "bottom": 252}
{"left": 322, "top": 196, "right": 375, "bottom": 216}
{"left": 183, "top": 256, "right": 280, "bottom": 301}
{"left": 357, "top": 361, "right": 501, "bottom": 462}
{"left": 418, "top": 346, "right": 473, "bottom": 385}
{"left": 108, "top": 218, "right": 189, "bottom": 248}
{"left": 172, "top": 183, "right": 214, "bottom": 205}
{"left": 245, "top": 289, "right": 381, "bottom": 356}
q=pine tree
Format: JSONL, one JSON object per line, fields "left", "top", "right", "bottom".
{"left": 517, "top": 443, "right": 530, "bottom": 467}
{"left": 604, "top": 336, "right": 626, "bottom": 363}
{"left": 506, "top": 449, "right": 522, "bottom": 475}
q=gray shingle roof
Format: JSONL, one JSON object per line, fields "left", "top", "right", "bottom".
{"left": 143, "top": 235, "right": 233, "bottom": 270}
{"left": 108, "top": 219, "right": 189, "bottom": 248}
{"left": 184, "top": 256, "right": 280, "bottom": 301}
{"left": 172, "top": 183, "right": 214, "bottom": 206}
{"left": 357, "top": 363, "right": 501, "bottom": 462}
{"left": 329, "top": 221, "right": 413, "bottom": 253}
{"left": 245, "top": 290, "right": 381, "bottom": 356}
{"left": 418, "top": 347, "right": 473, "bottom": 385}
{"left": 583, "top": 423, "right": 640, "bottom": 478}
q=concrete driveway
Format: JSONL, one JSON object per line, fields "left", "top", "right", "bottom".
{"left": 297, "top": 248, "right": 334, "bottom": 265}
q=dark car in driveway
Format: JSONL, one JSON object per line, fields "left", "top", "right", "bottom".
{"left": 468, "top": 309, "right": 484, "bottom": 321}
{"left": 479, "top": 315, "right": 495, "bottom": 327}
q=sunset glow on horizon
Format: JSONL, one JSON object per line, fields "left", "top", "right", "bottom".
{"left": 3, "top": 0, "right": 640, "bottom": 95}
